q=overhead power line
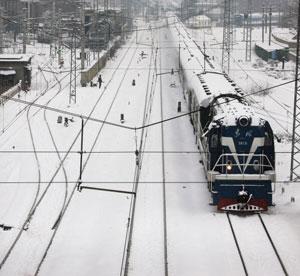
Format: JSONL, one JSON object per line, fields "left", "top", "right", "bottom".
{"left": 0, "top": 77, "right": 297, "bottom": 131}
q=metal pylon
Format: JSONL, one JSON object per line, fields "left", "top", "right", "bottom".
{"left": 104, "top": 0, "right": 109, "bottom": 11}
{"left": 70, "top": 33, "right": 77, "bottom": 104}
{"left": 232, "top": 0, "right": 237, "bottom": 47}
{"left": 290, "top": 0, "right": 300, "bottom": 181}
{"left": 0, "top": 8, "right": 3, "bottom": 54}
{"left": 222, "top": 0, "right": 234, "bottom": 73}
{"left": 245, "top": 0, "right": 252, "bottom": 62}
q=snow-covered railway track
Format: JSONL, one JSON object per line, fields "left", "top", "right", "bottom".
{"left": 0, "top": 65, "right": 52, "bottom": 270}
{"left": 122, "top": 22, "right": 171, "bottom": 276}
{"left": 0, "top": 48, "right": 68, "bottom": 135}
{"left": 159, "top": 29, "right": 169, "bottom": 276}
{"left": 0, "top": 64, "right": 73, "bottom": 273}
{"left": 227, "top": 213, "right": 288, "bottom": 276}
{"left": 0, "top": 37, "right": 139, "bottom": 273}
{"left": 34, "top": 25, "right": 155, "bottom": 276}
{"left": 34, "top": 35, "right": 140, "bottom": 275}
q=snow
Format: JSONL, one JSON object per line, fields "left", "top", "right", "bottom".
{"left": 0, "top": 54, "right": 32, "bottom": 62}
{"left": 256, "top": 41, "right": 288, "bottom": 51}
{"left": 0, "top": 14, "right": 299, "bottom": 276}
{"left": 0, "top": 70, "right": 16, "bottom": 76}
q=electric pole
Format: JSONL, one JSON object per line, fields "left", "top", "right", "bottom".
{"left": 70, "top": 16, "right": 77, "bottom": 104}
{"left": 265, "top": 8, "right": 268, "bottom": 33}
{"left": 80, "top": 6, "right": 85, "bottom": 71}
{"left": 23, "top": 8, "right": 27, "bottom": 54}
{"left": 269, "top": 6, "right": 272, "bottom": 46}
{"left": 58, "top": 9, "right": 62, "bottom": 66}
{"left": 50, "top": 0, "right": 56, "bottom": 58}
{"left": 0, "top": 8, "right": 3, "bottom": 54}
{"left": 104, "top": 0, "right": 109, "bottom": 11}
{"left": 232, "top": 0, "right": 237, "bottom": 47}
{"left": 290, "top": 0, "right": 300, "bottom": 181}
{"left": 262, "top": 5, "right": 265, "bottom": 43}
{"left": 222, "top": 0, "right": 234, "bottom": 73}
{"left": 245, "top": 0, "right": 252, "bottom": 62}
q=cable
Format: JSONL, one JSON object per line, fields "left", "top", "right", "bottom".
{"left": 1, "top": 77, "right": 297, "bottom": 131}
{"left": 0, "top": 150, "right": 294, "bottom": 154}
{"left": 0, "top": 180, "right": 296, "bottom": 184}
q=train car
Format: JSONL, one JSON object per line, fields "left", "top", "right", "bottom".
{"left": 171, "top": 21, "right": 276, "bottom": 211}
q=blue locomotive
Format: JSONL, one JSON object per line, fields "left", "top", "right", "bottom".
{"left": 173, "top": 24, "right": 276, "bottom": 211}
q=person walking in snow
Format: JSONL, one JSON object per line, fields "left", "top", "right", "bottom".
{"left": 98, "top": 75, "right": 103, "bottom": 89}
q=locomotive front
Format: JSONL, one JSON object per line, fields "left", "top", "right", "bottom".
{"left": 207, "top": 104, "right": 276, "bottom": 211}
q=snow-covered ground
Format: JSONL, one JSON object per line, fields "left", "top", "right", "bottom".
{"left": 0, "top": 14, "right": 299, "bottom": 276}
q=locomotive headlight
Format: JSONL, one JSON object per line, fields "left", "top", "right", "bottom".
{"left": 253, "top": 160, "right": 260, "bottom": 171}
{"left": 227, "top": 160, "right": 233, "bottom": 171}
{"left": 238, "top": 116, "right": 250, "bottom": 127}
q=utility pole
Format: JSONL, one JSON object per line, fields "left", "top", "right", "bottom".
{"left": 278, "top": 3, "right": 281, "bottom": 27}
{"left": 203, "top": 41, "right": 206, "bottom": 71}
{"left": 70, "top": 32, "right": 77, "bottom": 104}
{"left": 27, "top": 1, "right": 31, "bottom": 34}
{"left": 104, "top": 0, "right": 109, "bottom": 11}
{"left": 269, "top": 6, "right": 272, "bottom": 46}
{"left": 77, "top": 117, "right": 84, "bottom": 191}
{"left": 290, "top": 0, "right": 300, "bottom": 181}
{"left": 0, "top": 8, "right": 3, "bottom": 54}
{"left": 222, "top": 0, "right": 234, "bottom": 73}
{"left": 245, "top": 0, "right": 252, "bottom": 62}
{"left": 232, "top": 0, "right": 237, "bottom": 47}
{"left": 23, "top": 8, "right": 27, "bottom": 54}
{"left": 262, "top": 5, "right": 265, "bottom": 43}
{"left": 178, "top": 43, "right": 181, "bottom": 72}
{"left": 58, "top": 9, "right": 62, "bottom": 66}
{"left": 50, "top": 0, "right": 56, "bottom": 58}
{"left": 70, "top": 15, "right": 77, "bottom": 104}
{"left": 265, "top": 8, "right": 268, "bottom": 33}
{"left": 80, "top": 6, "right": 85, "bottom": 71}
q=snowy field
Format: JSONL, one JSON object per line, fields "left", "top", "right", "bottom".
{"left": 0, "top": 14, "right": 299, "bottom": 276}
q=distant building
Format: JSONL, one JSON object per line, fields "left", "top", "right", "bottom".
{"left": 234, "top": 13, "right": 280, "bottom": 27}
{"left": 186, "top": 15, "right": 212, "bottom": 29}
{"left": 255, "top": 42, "right": 289, "bottom": 62}
{"left": 0, "top": 54, "right": 32, "bottom": 94}
{"left": 0, "top": 0, "right": 21, "bottom": 17}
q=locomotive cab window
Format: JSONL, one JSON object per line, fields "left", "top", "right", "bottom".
{"left": 264, "top": 130, "right": 272, "bottom": 146}
{"left": 211, "top": 134, "right": 218, "bottom": 148}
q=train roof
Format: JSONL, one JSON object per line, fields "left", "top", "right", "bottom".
{"left": 171, "top": 21, "right": 268, "bottom": 128}
{"left": 196, "top": 70, "right": 244, "bottom": 98}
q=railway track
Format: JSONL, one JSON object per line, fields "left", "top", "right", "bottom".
{"left": 158, "top": 24, "right": 169, "bottom": 276}
{"left": 121, "top": 26, "right": 158, "bottom": 276}
{"left": 0, "top": 62, "right": 73, "bottom": 271}
{"left": 0, "top": 40, "right": 125, "bottom": 272}
{"left": 227, "top": 212, "right": 288, "bottom": 276}
{"left": 0, "top": 62, "right": 52, "bottom": 270}
{"left": 0, "top": 47, "right": 68, "bottom": 135}
{"left": 33, "top": 25, "right": 154, "bottom": 275}
{"left": 120, "top": 34, "right": 156, "bottom": 276}
{"left": 120, "top": 21, "right": 171, "bottom": 276}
